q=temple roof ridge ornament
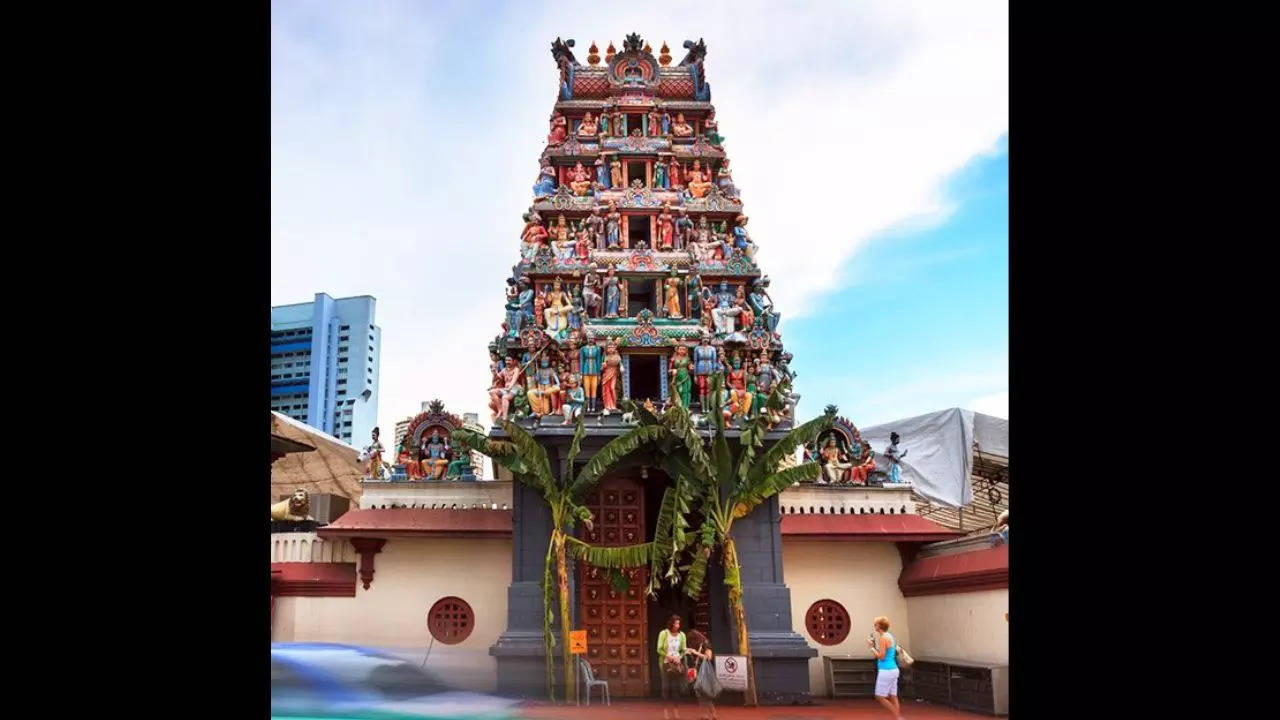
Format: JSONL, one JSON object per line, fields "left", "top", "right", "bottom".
{"left": 550, "top": 37, "right": 578, "bottom": 66}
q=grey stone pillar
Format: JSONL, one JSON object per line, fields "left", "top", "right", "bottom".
{"left": 729, "top": 493, "right": 816, "bottom": 704}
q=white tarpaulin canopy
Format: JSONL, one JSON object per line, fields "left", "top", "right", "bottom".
{"left": 860, "top": 408, "right": 1008, "bottom": 509}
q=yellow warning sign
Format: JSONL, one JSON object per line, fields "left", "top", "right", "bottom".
{"left": 569, "top": 630, "right": 588, "bottom": 654}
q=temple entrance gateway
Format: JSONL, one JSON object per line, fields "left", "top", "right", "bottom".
{"left": 579, "top": 476, "right": 650, "bottom": 697}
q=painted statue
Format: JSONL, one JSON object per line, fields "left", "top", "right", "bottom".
{"left": 547, "top": 111, "right": 567, "bottom": 144}
{"left": 687, "top": 160, "right": 713, "bottom": 198}
{"left": 595, "top": 156, "right": 609, "bottom": 188}
{"left": 692, "top": 333, "right": 718, "bottom": 410}
{"left": 686, "top": 273, "right": 703, "bottom": 321}
{"left": 533, "top": 160, "right": 557, "bottom": 197}
{"left": 704, "top": 108, "right": 723, "bottom": 145}
{"left": 601, "top": 341, "right": 623, "bottom": 415}
{"left": 819, "top": 435, "right": 854, "bottom": 485}
{"left": 504, "top": 278, "right": 524, "bottom": 339}
{"left": 528, "top": 355, "right": 561, "bottom": 416}
{"left": 711, "top": 281, "right": 743, "bottom": 336}
{"left": 605, "top": 202, "right": 621, "bottom": 249}
{"left": 533, "top": 286, "right": 547, "bottom": 328}
{"left": 586, "top": 207, "right": 607, "bottom": 249}
{"left": 568, "top": 287, "right": 585, "bottom": 330}
{"left": 657, "top": 205, "right": 675, "bottom": 249}
{"left": 397, "top": 438, "right": 424, "bottom": 481}
{"left": 654, "top": 159, "right": 668, "bottom": 189}
{"left": 881, "top": 432, "right": 908, "bottom": 484}
{"left": 717, "top": 158, "right": 738, "bottom": 198}
{"left": 669, "top": 158, "right": 682, "bottom": 189}
{"left": 648, "top": 106, "right": 662, "bottom": 137}
{"left": 663, "top": 272, "right": 683, "bottom": 319}
{"left": 362, "top": 427, "right": 385, "bottom": 480}
{"left": 579, "top": 340, "right": 603, "bottom": 413}
{"left": 516, "top": 277, "right": 535, "bottom": 332}
{"left": 422, "top": 429, "right": 450, "bottom": 480}
{"left": 582, "top": 263, "right": 602, "bottom": 317}
{"left": 271, "top": 488, "right": 314, "bottom": 522}
{"left": 732, "top": 215, "right": 757, "bottom": 258}
{"left": 444, "top": 449, "right": 473, "bottom": 481}
{"left": 610, "top": 158, "right": 624, "bottom": 190}
{"left": 521, "top": 212, "right": 549, "bottom": 259}
{"left": 543, "top": 276, "right": 572, "bottom": 339}
{"left": 674, "top": 207, "right": 693, "bottom": 248}
{"left": 561, "top": 373, "right": 585, "bottom": 424}
{"left": 727, "top": 355, "right": 752, "bottom": 419}
{"left": 569, "top": 162, "right": 592, "bottom": 196}
{"left": 672, "top": 112, "right": 693, "bottom": 137}
{"left": 735, "top": 285, "right": 754, "bottom": 331}
{"left": 603, "top": 265, "right": 621, "bottom": 318}
{"left": 599, "top": 106, "right": 611, "bottom": 137}
{"left": 661, "top": 109, "right": 672, "bottom": 135}
{"left": 577, "top": 111, "right": 598, "bottom": 138}
{"left": 489, "top": 358, "right": 522, "bottom": 421}
{"left": 574, "top": 223, "right": 591, "bottom": 261}
{"left": 612, "top": 107, "right": 625, "bottom": 138}
{"left": 749, "top": 277, "right": 780, "bottom": 334}
{"left": 670, "top": 345, "right": 693, "bottom": 408}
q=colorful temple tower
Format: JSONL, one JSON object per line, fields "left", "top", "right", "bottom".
{"left": 487, "top": 34, "right": 813, "bottom": 702}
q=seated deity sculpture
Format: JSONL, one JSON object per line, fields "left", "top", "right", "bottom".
{"left": 569, "top": 162, "right": 593, "bottom": 196}
{"left": 577, "top": 112, "right": 598, "bottom": 138}
{"left": 671, "top": 112, "right": 694, "bottom": 137}
{"left": 686, "top": 160, "right": 713, "bottom": 198}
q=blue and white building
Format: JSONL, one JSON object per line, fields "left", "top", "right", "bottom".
{"left": 270, "top": 293, "right": 381, "bottom": 446}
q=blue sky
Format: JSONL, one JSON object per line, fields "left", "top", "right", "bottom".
{"left": 786, "top": 137, "right": 1008, "bottom": 424}
{"left": 271, "top": 1, "right": 1009, "bottom": 435}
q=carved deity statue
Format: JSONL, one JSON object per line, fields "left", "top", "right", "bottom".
{"left": 533, "top": 160, "right": 557, "bottom": 198}
{"left": 577, "top": 112, "right": 599, "bottom": 138}
{"left": 686, "top": 159, "right": 713, "bottom": 199}
{"left": 528, "top": 356, "right": 561, "bottom": 416}
{"left": 569, "top": 162, "right": 592, "bottom": 196}
{"left": 610, "top": 158, "right": 624, "bottom": 190}
{"left": 422, "top": 429, "right": 450, "bottom": 480}
{"left": 602, "top": 265, "right": 621, "bottom": 318}
{"left": 670, "top": 344, "right": 693, "bottom": 408}
{"left": 579, "top": 340, "right": 603, "bottom": 413}
{"left": 669, "top": 158, "right": 683, "bottom": 189}
{"left": 654, "top": 158, "right": 669, "bottom": 189}
{"left": 600, "top": 341, "right": 624, "bottom": 415}
{"left": 561, "top": 373, "right": 584, "bottom": 424}
{"left": 648, "top": 106, "right": 662, "bottom": 137}
{"left": 732, "top": 214, "right": 757, "bottom": 258}
{"left": 820, "top": 434, "right": 854, "bottom": 485}
{"left": 581, "top": 262, "right": 602, "bottom": 317}
{"left": 711, "top": 281, "right": 743, "bottom": 336}
{"left": 586, "top": 206, "right": 607, "bottom": 249}
{"left": 663, "top": 272, "right": 683, "bottom": 319}
{"left": 595, "top": 156, "right": 609, "bottom": 188}
{"left": 605, "top": 202, "right": 622, "bottom": 250}
{"left": 674, "top": 207, "right": 693, "bottom": 248}
{"left": 547, "top": 111, "right": 567, "bottom": 145}
{"left": 692, "top": 333, "right": 718, "bottom": 411}
{"left": 657, "top": 205, "right": 675, "bottom": 249}
{"left": 671, "top": 112, "right": 693, "bottom": 137}
{"left": 543, "top": 276, "right": 572, "bottom": 338}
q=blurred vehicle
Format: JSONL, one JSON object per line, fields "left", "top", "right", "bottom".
{"left": 272, "top": 642, "right": 519, "bottom": 719}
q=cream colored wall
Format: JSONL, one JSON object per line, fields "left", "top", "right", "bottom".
{"left": 782, "top": 541, "right": 912, "bottom": 697}
{"left": 904, "top": 589, "right": 1008, "bottom": 665}
{"left": 272, "top": 537, "right": 511, "bottom": 693}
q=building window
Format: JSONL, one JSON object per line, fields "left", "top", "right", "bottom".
{"left": 337, "top": 379, "right": 347, "bottom": 385}
{"left": 804, "top": 599, "right": 851, "bottom": 646}
{"left": 339, "top": 335, "right": 349, "bottom": 341}
{"left": 368, "top": 345, "right": 374, "bottom": 352}
{"left": 367, "top": 378, "right": 372, "bottom": 384}
{"left": 340, "top": 325, "right": 350, "bottom": 331}
{"left": 427, "top": 597, "right": 474, "bottom": 644}
{"left": 338, "top": 357, "right": 348, "bottom": 364}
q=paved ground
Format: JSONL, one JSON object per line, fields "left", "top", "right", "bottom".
{"left": 517, "top": 698, "right": 997, "bottom": 719}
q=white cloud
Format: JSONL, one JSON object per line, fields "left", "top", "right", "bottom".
{"left": 967, "top": 390, "right": 1009, "bottom": 419}
{"left": 271, "top": 1, "right": 1008, "bottom": 439}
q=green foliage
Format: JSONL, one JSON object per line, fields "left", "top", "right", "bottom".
{"left": 732, "top": 462, "right": 823, "bottom": 516}
{"left": 572, "top": 424, "right": 668, "bottom": 501}
{"left": 498, "top": 420, "right": 558, "bottom": 500}
{"left": 564, "top": 413, "right": 586, "bottom": 484}
{"left": 565, "top": 536, "right": 654, "bottom": 568}
{"left": 747, "top": 410, "right": 835, "bottom": 487}
{"left": 451, "top": 429, "right": 528, "bottom": 475}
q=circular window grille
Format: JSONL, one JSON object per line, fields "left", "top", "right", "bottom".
{"left": 427, "top": 596, "right": 474, "bottom": 644}
{"left": 805, "top": 599, "right": 850, "bottom": 646}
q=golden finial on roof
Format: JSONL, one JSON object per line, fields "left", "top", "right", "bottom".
{"left": 659, "top": 42, "right": 672, "bottom": 66}
{"left": 605, "top": 42, "right": 616, "bottom": 63}
{"left": 587, "top": 41, "right": 600, "bottom": 65}
{"left": 643, "top": 42, "right": 653, "bottom": 55}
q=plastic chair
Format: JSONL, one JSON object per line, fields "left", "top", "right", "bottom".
{"left": 579, "top": 658, "right": 611, "bottom": 706}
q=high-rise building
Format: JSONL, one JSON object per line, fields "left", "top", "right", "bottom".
{"left": 270, "top": 293, "right": 381, "bottom": 446}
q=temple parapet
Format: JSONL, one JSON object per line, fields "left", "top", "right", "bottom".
{"left": 359, "top": 479, "right": 514, "bottom": 510}
{"left": 778, "top": 483, "right": 917, "bottom": 517}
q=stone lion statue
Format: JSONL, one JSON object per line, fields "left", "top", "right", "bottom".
{"left": 271, "top": 488, "right": 314, "bottom": 522}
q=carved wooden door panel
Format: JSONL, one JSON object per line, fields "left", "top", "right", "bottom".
{"left": 579, "top": 476, "right": 649, "bottom": 697}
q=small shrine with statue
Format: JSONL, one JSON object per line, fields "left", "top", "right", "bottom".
{"left": 365, "top": 400, "right": 480, "bottom": 482}
{"left": 490, "top": 33, "right": 797, "bottom": 431}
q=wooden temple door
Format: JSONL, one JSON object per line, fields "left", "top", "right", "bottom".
{"left": 579, "top": 476, "right": 650, "bottom": 697}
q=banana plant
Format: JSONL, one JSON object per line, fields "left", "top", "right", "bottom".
{"left": 634, "top": 376, "right": 836, "bottom": 706}
{"left": 453, "top": 413, "right": 665, "bottom": 703}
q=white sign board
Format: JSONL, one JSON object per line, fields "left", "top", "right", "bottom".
{"left": 715, "top": 655, "right": 748, "bottom": 691}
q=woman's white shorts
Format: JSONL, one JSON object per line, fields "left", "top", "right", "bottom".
{"left": 875, "top": 668, "right": 900, "bottom": 697}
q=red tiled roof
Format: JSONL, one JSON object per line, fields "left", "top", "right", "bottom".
{"left": 780, "top": 513, "right": 962, "bottom": 541}
{"left": 270, "top": 562, "right": 356, "bottom": 597}
{"left": 317, "top": 508, "right": 512, "bottom": 539}
{"left": 898, "top": 544, "right": 1009, "bottom": 597}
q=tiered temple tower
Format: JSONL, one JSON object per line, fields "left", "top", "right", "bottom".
{"left": 487, "top": 34, "right": 815, "bottom": 702}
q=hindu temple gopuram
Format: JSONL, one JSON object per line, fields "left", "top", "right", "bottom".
{"left": 487, "top": 33, "right": 811, "bottom": 700}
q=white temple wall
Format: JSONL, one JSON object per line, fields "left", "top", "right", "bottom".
{"left": 904, "top": 589, "right": 1008, "bottom": 665}
{"left": 273, "top": 537, "right": 511, "bottom": 693}
{"left": 781, "top": 540, "right": 912, "bottom": 698}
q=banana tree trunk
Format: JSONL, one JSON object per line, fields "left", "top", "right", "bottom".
{"left": 723, "top": 537, "right": 759, "bottom": 706}
{"left": 554, "top": 529, "right": 577, "bottom": 704}
{"left": 543, "top": 536, "right": 556, "bottom": 702}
